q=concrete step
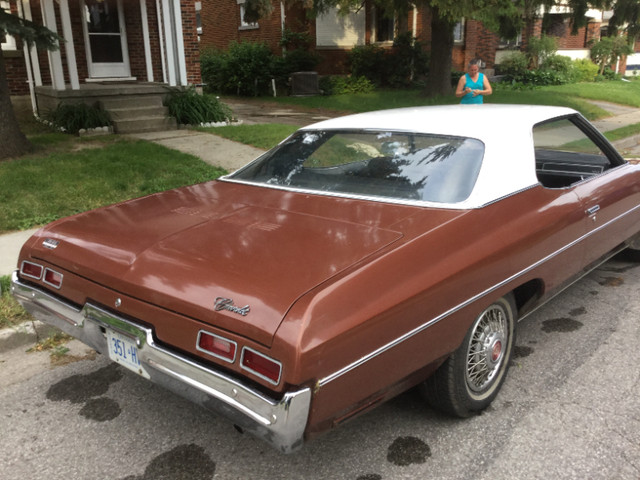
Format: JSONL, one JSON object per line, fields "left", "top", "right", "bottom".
{"left": 101, "top": 95, "right": 164, "bottom": 110}
{"left": 108, "top": 105, "right": 170, "bottom": 121}
{"left": 113, "top": 116, "right": 177, "bottom": 134}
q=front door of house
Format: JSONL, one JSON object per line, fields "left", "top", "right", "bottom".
{"left": 82, "top": 0, "right": 131, "bottom": 78}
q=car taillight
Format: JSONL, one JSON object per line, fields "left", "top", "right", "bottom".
{"left": 43, "top": 268, "right": 63, "bottom": 289}
{"left": 241, "top": 347, "right": 282, "bottom": 385}
{"left": 196, "top": 331, "right": 237, "bottom": 363}
{"left": 20, "top": 261, "right": 43, "bottom": 280}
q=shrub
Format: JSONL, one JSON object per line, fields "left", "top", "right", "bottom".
{"left": 200, "top": 48, "right": 228, "bottom": 93}
{"left": 319, "top": 75, "right": 375, "bottom": 95}
{"left": 496, "top": 52, "right": 528, "bottom": 77}
{"left": 526, "top": 35, "right": 557, "bottom": 68}
{"left": 541, "top": 54, "right": 572, "bottom": 75}
{"left": 349, "top": 44, "right": 387, "bottom": 86}
{"left": 164, "top": 87, "right": 232, "bottom": 125}
{"left": 348, "top": 33, "right": 428, "bottom": 88}
{"left": 200, "top": 41, "right": 276, "bottom": 96}
{"left": 45, "top": 102, "right": 111, "bottom": 134}
{"left": 572, "top": 58, "right": 599, "bottom": 82}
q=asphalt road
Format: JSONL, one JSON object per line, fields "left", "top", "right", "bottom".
{"left": 1, "top": 253, "right": 639, "bottom": 480}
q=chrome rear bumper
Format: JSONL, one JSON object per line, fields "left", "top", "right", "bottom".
{"left": 10, "top": 270, "right": 311, "bottom": 453}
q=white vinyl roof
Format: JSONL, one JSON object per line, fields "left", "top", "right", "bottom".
{"left": 301, "top": 104, "right": 580, "bottom": 209}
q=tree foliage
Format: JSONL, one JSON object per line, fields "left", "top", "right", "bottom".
{"left": 590, "top": 35, "right": 634, "bottom": 74}
{"left": 243, "top": 0, "right": 640, "bottom": 98}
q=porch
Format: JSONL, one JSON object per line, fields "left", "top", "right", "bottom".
{"left": 36, "top": 82, "right": 178, "bottom": 133}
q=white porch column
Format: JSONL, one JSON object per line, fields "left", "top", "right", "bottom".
{"left": 140, "top": 0, "right": 154, "bottom": 82}
{"left": 171, "top": 0, "right": 187, "bottom": 85}
{"left": 18, "top": 3, "right": 36, "bottom": 113}
{"left": 19, "top": 0, "right": 42, "bottom": 87}
{"left": 161, "top": 0, "right": 177, "bottom": 85}
{"left": 40, "top": 0, "right": 65, "bottom": 90}
{"left": 156, "top": 0, "right": 167, "bottom": 83}
{"left": 59, "top": 0, "right": 79, "bottom": 89}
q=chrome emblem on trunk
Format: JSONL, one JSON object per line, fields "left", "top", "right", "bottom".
{"left": 42, "top": 238, "right": 59, "bottom": 250}
{"left": 214, "top": 297, "right": 250, "bottom": 316}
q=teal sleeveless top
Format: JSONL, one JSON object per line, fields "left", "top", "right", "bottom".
{"left": 461, "top": 73, "right": 484, "bottom": 104}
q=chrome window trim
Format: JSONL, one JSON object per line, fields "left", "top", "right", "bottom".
{"left": 196, "top": 330, "right": 238, "bottom": 363}
{"left": 317, "top": 202, "right": 640, "bottom": 387}
{"left": 220, "top": 178, "right": 483, "bottom": 211}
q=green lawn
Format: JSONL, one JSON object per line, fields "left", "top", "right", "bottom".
{"left": 233, "top": 79, "right": 640, "bottom": 121}
{"left": 540, "top": 81, "right": 640, "bottom": 108}
{"left": 197, "top": 123, "right": 298, "bottom": 149}
{"left": 0, "top": 136, "right": 225, "bottom": 233}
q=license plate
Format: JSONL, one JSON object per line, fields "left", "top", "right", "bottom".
{"left": 107, "top": 329, "right": 149, "bottom": 378}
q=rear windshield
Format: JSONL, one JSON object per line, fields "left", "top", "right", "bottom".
{"left": 230, "top": 130, "right": 485, "bottom": 204}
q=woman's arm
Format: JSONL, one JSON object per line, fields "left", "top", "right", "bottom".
{"left": 455, "top": 75, "right": 469, "bottom": 98}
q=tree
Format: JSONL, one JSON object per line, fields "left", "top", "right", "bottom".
{"left": 590, "top": 35, "right": 633, "bottom": 74}
{"left": 245, "top": 0, "right": 522, "bottom": 96}
{"left": 243, "top": 0, "right": 639, "bottom": 97}
{"left": 0, "top": 6, "right": 59, "bottom": 160}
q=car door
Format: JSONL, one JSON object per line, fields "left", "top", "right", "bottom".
{"left": 533, "top": 115, "right": 640, "bottom": 269}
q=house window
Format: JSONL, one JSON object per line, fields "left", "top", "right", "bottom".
{"left": 316, "top": 6, "right": 365, "bottom": 47}
{"left": 238, "top": 0, "right": 258, "bottom": 30}
{"left": 195, "top": 1, "right": 202, "bottom": 35}
{"left": 1, "top": 1, "right": 17, "bottom": 51}
{"left": 453, "top": 19, "right": 465, "bottom": 44}
{"left": 500, "top": 32, "right": 522, "bottom": 48}
{"left": 374, "top": 6, "right": 395, "bottom": 43}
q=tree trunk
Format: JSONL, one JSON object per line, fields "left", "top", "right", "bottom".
{"left": 0, "top": 51, "right": 33, "bottom": 161}
{"left": 425, "top": 6, "right": 455, "bottom": 97}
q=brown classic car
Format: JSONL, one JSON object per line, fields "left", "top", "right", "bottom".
{"left": 11, "top": 105, "right": 640, "bottom": 452}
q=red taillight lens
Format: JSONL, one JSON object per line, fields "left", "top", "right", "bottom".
{"left": 20, "top": 261, "right": 43, "bottom": 279}
{"left": 241, "top": 348, "right": 282, "bottom": 385}
{"left": 197, "top": 331, "right": 237, "bottom": 363}
{"left": 43, "top": 268, "right": 63, "bottom": 289}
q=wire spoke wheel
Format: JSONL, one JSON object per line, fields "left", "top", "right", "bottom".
{"left": 421, "top": 294, "right": 516, "bottom": 417}
{"left": 465, "top": 304, "right": 508, "bottom": 395}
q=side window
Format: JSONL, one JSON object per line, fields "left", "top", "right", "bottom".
{"left": 533, "top": 117, "right": 612, "bottom": 189}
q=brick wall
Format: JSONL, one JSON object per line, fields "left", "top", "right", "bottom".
{"left": 199, "top": 0, "right": 283, "bottom": 54}
{"left": 181, "top": 0, "right": 201, "bottom": 84}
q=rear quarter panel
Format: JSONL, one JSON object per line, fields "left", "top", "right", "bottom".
{"left": 276, "top": 183, "right": 614, "bottom": 436}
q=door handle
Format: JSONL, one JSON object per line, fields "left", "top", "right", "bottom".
{"left": 586, "top": 205, "right": 600, "bottom": 216}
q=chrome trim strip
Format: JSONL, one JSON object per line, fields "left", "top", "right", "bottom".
{"left": 220, "top": 178, "right": 478, "bottom": 210}
{"left": 10, "top": 272, "right": 311, "bottom": 453}
{"left": 317, "top": 202, "right": 640, "bottom": 387}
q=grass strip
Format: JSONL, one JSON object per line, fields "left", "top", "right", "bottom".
{"left": 0, "top": 137, "right": 226, "bottom": 233}
{"left": 197, "top": 123, "right": 298, "bottom": 150}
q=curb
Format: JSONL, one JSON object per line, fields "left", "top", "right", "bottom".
{"left": 0, "top": 321, "right": 61, "bottom": 353}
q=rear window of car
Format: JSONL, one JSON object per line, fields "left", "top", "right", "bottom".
{"left": 230, "top": 130, "right": 485, "bottom": 204}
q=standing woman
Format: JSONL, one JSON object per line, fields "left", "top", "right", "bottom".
{"left": 456, "top": 59, "right": 492, "bottom": 104}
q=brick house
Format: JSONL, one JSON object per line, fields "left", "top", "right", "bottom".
{"left": 3, "top": 0, "right": 201, "bottom": 132}
{"left": 198, "top": 1, "right": 635, "bottom": 76}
